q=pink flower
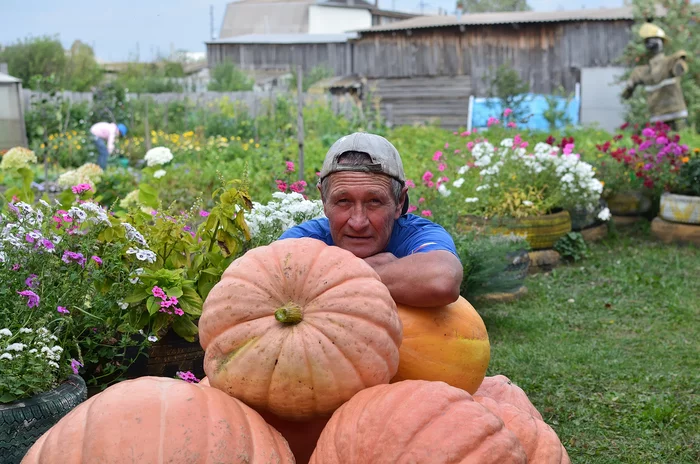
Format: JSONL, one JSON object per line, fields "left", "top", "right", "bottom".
{"left": 70, "top": 359, "right": 83, "bottom": 374}
{"left": 71, "top": 183, "right": 92, "bottom": 195}
{"left": 642, "top": 127, "right": 655, "bottom": 138}
{"left": 176, "top": 371, "right": 200, "bottom": 383}
{"left": 11, "top": 263, "right": 20, "bottom": 271}
{"left": 290, "top": 180, "right": 307, "bottom": 193}
{"left": 454, "top": 149, "right": 461, "bottom": 154}
{"left": 460, "top": 130, "right": 471, "bottom": 137}
{"left": 421, "top": 171, "right": 433, "bottom": 185}
{"left": 467, "top": 141, "right": 474, "bottom": 150}
{"left": 62, "top": 250, "right": 86, "bottom": 267}
{"left": 407, "top": 205, "right": 418, "bottom": 213}
{"left": 57, "top": 306, "right": 70, "bottom": 315}
{"left": 91, "top": 255, "right": 102, "bottom": 266}
{"left": 152, "top": 286, "right": 166, "bottom": 299}
{"left": 286, "top": 161, "right": 295, "bottom": 172}
{"left": 432, "top": 151, "right": 443, "bottom": 161}
{"left": 41, "top": 239, "right": 55, "bottom": 251}
{"left": 275, "top": 180, "right": 288, "bottom": 192}
{"left": 315, "top": 171, "right": 321, "bottom": 177}
{"left": 444, "top": 142, "right": 449, "bottom": 149}
{"left": 405, "top": 179, "right": 416, "bottom": 188}
{"left": 173, "top": 307, "right": 184, "bottom": 316}
{"left": 199, "top": 210, "right": 210, "bottom": 217}
{"left": 487, "top": 117, "right": 500, "bottom": 127}
{"left": 656, "top": 136, "right": 668, "bottom": 145}
{"left": 18, "top": 290, "right": 40, "bottom": 308}
{"left": 25, "top": 274, "right": 39, "bottom": 288}
{"left": 427, "top": 181, "right": 434, "bottom": 188}
{"left": 514, "top": 135, "right": 522, "bottom": 146}
{"left": 418, "top": 197, "right": 425, "bottom": 203}
{"left": 421, "top": 210, "right": 433, "bottom": 217}
{"left": 438, "top": 163, "right": 446, "bottom": 172}
{"left": 520, "top": 142, "right": 529, "bottom": 148}
{"left": 503, "top": 108, "right": 513, "bottom": 117}
{"left": 507, "top": 122, "right": 517, "bottom": 128}
{"left": 563, "top": 143, "right": 575, "bottom": 155}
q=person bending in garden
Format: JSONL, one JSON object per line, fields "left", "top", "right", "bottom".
{"left": 279, "top": 132, "right": 463, "bottom": 307}
{"left": 89, "top": 121, "right": 128, "bottom": 169}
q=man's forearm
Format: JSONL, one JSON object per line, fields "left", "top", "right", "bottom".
{"left": 371, "top": 251, "right": 462, "bottom": 308}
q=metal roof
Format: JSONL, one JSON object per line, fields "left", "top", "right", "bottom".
{"left": 0, "top": 72, "right": 22, "bottom": 84}
{"left": 206, "top": 33, "right": 358, "bottom": 44}
{"left": 355, "top": 6, "right": 662, "bottom": 33}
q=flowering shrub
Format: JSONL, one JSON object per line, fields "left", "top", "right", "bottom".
{"left": 245, "top": 192, "right": 325, "bottom": 248}
{"left": 1, "top": 147, "right": 39, "bottom": 204}
{"left": 410, "top": 134, "right": 605, "bottom": 223}
{"left": 273, "top": 160, "right": 311, "bottom": 196}
{"left": 1, "top": 147, "right": 38, "bottom": 171}
{"left": 144, "top": 146, "right": 174, "bottom": 167}
{"left": 595, "top": 121, "right": 691, "bottom": 195}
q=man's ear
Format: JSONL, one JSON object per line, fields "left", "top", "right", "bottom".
{"left": 395, "top": 186, "right": 408, "bottom": 219}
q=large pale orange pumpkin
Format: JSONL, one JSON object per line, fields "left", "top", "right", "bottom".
{"left": 21, "top": 376, "right": 294, "bottom": 464}
{"left": 475, "top": 396, "right": 571, "bottom": 464}
{"left": 199, "top": 238, "right": 403, "bottom": 420}
{"left": 309, "top": 380, "right": 527, "bottom": 464}
{"left": 392, "top": 296, "right": 490, "bottom": 394}
{"left": 475, "top": 374, "right": 544, "bottom": 420}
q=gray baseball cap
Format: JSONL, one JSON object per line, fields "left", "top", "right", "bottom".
{"left": 319, "top": 132, "right": 409, "bottom": 214}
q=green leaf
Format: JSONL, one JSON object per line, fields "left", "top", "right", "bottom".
{"left": 128, "top": 309, "right": 149, "bottom": 329}
{"left": 124, "top": 288, "right": 150, "bottom": 303}
{"left": 138, "top": 182, "right": 159, "bottom": 209}
{"left": 172, "top": 317, "right": 199, "bottom": 342}
{"left": 147, "top": 296, "right": 160, "bottom": 316}
{"left": 165, "top": 287, "right": 183, "bottom": 298}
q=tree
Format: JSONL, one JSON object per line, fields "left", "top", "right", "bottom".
{"left": 207, "top": 62, "right": 254, "bottom": 92}
{"left": 619, "top": 0, "right": 700, "bottom": 130}
{"left": 457, "top": 0, "right": 531, "bottom": 14}
{"left": 63, "top": 40, "right": 103, "bottom": 91}
{"left": 0, "top": 36, "right": 66, "bottom": 89}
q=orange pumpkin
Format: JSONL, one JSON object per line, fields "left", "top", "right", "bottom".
{"left": 21, "top": 376, "right": 294, "bottom": 464}
{"left": 392, "top": 296, "right": 490, "bottom": 394}
{"left": 475, "top": 374, "right": 544, "bottom": 420}
{"left": 475, "top": 396, "right": 571, "bottom": 464}
{"left": 199, "top": 238, "right": 403, "bottom": 420}
{"left": 309, "top": 380, "right": 527, "bottom": 464}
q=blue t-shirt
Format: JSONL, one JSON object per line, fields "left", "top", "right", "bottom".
{"left": 278, "top": 214, "right": 459, "bottom": 259}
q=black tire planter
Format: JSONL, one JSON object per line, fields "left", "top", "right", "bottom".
{"left": 0, "top": 375, "right": 86, "bottom": 464}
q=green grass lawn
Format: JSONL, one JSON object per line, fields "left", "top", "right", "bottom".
{"left": 474, "top": 223, "right": 700, "bottom": 463}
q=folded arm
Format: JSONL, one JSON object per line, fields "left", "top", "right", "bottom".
{"left": 364, "top": 250, "right": 463, "bottom": 308}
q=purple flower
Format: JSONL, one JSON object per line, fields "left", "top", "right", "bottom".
{"left": 91, "top": 255, "right": 102, "bottom": 266}
{"left": 17, "top": 290, "right": 40, "bottom": 308}
{"left": 8, "top": 203, "right": 19, "bottom": 215}
{"left": 41, "top": 239, "right": 55, "bottom": 251}
{"left": 25, "top": 274, "right": 39, "bottom": 288}
{"left": 11, "top": 263, "right": 20, "bottom": 271}
{"left": 173, "top": 307, "right": 184, "bottom": 316}
{"left": 71, "top": 184, "right": 92, "bottom": 195}
{"left": 656, "top": 136, "right": 668, "bottom": 145}
{"left": 642, "top": 127, "right": 655, "bottom": 138}
{"left": 639, "top": 140, "right": 652, "bottom": 151}
{"left": 152, "top": 286, "right": 167, "bottom": 299}
{"left": 25, "top": 234, "right": 35, "bottom": 244}
{"left": 62, "top": 250, "right": 86, "bottom": 267}
{"left": 70, "top": 359, "right": 83, "bottom": 374}
{"left": 199, "top": 210, "right": 210, "bottom": 217}
{"left": 642, "top": 163, "right": 653, "bottom": 171}
{"left": 176, "top": 371, "right": 200, "bottom": 383}
{"left": 57, "top": 306, "right": 70, "bottom": 315}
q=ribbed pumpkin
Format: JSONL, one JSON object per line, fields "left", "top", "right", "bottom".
{"left": 475, "top": 375, "right": 544, "bottom": 420}
{"left": 309, "top": 380, "right": 527, "bottom": 464}
{"left": 391, "top": 296, "right": 490, "bottom": 394}
{"left": 474, "top": 396, "right": 571, "bottom": 464}
{"left": 199, "top": 237, "right": 403, "bottom": 420}
{"left": 21, "top": 376, "right": 294, "bottom": 464}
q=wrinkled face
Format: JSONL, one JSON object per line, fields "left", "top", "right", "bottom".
{"left": 321, "top": 172, "right": 405, "bottom": 258}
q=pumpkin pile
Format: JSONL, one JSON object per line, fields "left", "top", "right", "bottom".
{"left": 23, "top": 238, "right": 570, "bottom": 463}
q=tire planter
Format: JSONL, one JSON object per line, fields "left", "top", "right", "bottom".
{"left": 527, "top": 249, "right": 561, "bottom": 274}
{"left": 659, "top": 193, "right": 700, "bottom": 225}
{"left": 651, "top": 217, "right": 700, "bottom": 246}
{"left": 460, "top": 210, "right": 572, "bottom": 250}
{"left": 0, "top": 375, "right": 86, "bottom": 464}
{"left": 606, "top": 191, "right": 652, "bottom": 216}
{"left": 568, "top": 199, "right": 607, "bottom": 231}
{"left": 580, "top": 222, "right": 609, "bottom": 242}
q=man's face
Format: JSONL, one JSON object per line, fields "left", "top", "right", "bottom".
{"left": 321, "top": 171, "right": 405, "bottom": 258}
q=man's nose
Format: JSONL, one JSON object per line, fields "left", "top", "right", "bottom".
{"left": 347, "top": 204, "right": 369, "bottom": 229}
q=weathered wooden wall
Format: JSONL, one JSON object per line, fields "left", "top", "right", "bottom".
{"left": 353, "top": 20, "right": 632, "bottom": 94}
{"left": 207, "top": 42, "right": 353, "bottom": 75}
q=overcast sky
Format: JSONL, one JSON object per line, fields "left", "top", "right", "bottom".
{"left": 3, "top": 0, "right": 622, "bottom": 62}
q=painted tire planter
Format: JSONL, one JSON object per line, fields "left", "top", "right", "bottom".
{"left": 651, "top": 217, "right": 700, "bottom": 246}
{"left": 0, "top": 375, "right": 86, "bottom": 464}
{"left": 460, "top": 210, "right": 572, "bottom": 250}
{"left": 606, "top": 191, "right": 651, "bottom": 216}
{"left": 659, "top": 193, "right": 700, "bottom": 225}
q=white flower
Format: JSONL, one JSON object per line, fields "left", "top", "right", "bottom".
{"left": 126, "top": 247, "right": 139, "bottom": 254}
{"left": 122, "top": 223, "right": 148, "bottom": 246}
{"left": 135, "top": 250, "right": 157, "bottom": 263}
{"left": 437, "top": 184, "right": 451, "bottom": 197}
{"left": 48, "top": 361, "right": 60, "bottom": 369}
{"left": 129, "top": 268, "right": 145, "bottom": 284}
{"left": 457, "top": 166, "right": 470, "bottom": 175}
{"left": 148, "top": 335, "right": 158, "bottom": 343}
{"left": 5, "top": 343, "right": 27, "bottom": 351}
{"left": 153, "top": 169, "right": 166, "bottom": 179}
{"left": 598, "top": 207, "right": 611, "bottom": 221}
{"left": 0, "top": 353, "right": 13, "bottom": 361}
{"left": 19, "top": 328, "right": 33, "bottom": 334}
{"left": 39, "top": 199, "right": 51, "bottom": 208}
{"left": 67, "top": 207, "right": 88, "bottom": 222}
{"left": 475, "top": 184, "right": 490, "bottom": 192}
{"left": 117, "top": 301, "right": 129, "bottom": 310}
{"left": 464, "top": 197, "right": 479, "bottom": 203}
{"left": 0, "top": 329, "right": 12, "bottom": 337}
{"left": 144, "top": 147, "right": 174, "bottom": 167}
{"left": 452, "top": 178, "right": 465, "bottom": 188}
{"left": 523, "top": 200, "right": 533, "bottom": 206}
{"left": 29, "top": 348, "right": 38, "bottom": 354}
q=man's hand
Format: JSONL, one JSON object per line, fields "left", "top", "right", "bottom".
{"left": 363, "top": 252, "right": 398, "bottom": 270}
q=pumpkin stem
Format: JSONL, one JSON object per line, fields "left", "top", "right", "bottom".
{"left": 274, "top": 303, "right": 303, "bottom": 324}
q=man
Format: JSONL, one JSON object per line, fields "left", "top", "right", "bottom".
{"left": 279, "top": 132, "right": 463, "bottom": 308}
{"left": 621, "top": 22, "right": 689, "bottom": 130}
{"left": 89, "top": 122, "right": 128, "bottom": 169}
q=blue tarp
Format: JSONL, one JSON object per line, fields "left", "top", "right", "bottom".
{"left": 470, "top": 93, "right": 580, "bottom": 131}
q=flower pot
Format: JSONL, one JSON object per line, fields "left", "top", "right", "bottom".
{"left": 460, "top": 210, "right": 572, "bottom": 250}
{"left": 659, "top": 193, "right": 700, "bottom": 225}
{"left": 651, "top": 216, "right": 700, "bottom": 246}
{"left": 0, "top": 375, "right": 86, "bottom": 464}
{"left": 606, "top": 191, "right": 651, "bottom": 216}
{"left": 568, "top": 199, "right": 607, "bottom": 231}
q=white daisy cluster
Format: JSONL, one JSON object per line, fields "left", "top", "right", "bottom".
{"left": 144, "top": 147, "right": 174, "bottom": 167}
{"left": 245, "top": 192, "right": 325, "bottom": 243}
{"left": 0, "top": 327, "right": 64, "bottom": 371}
